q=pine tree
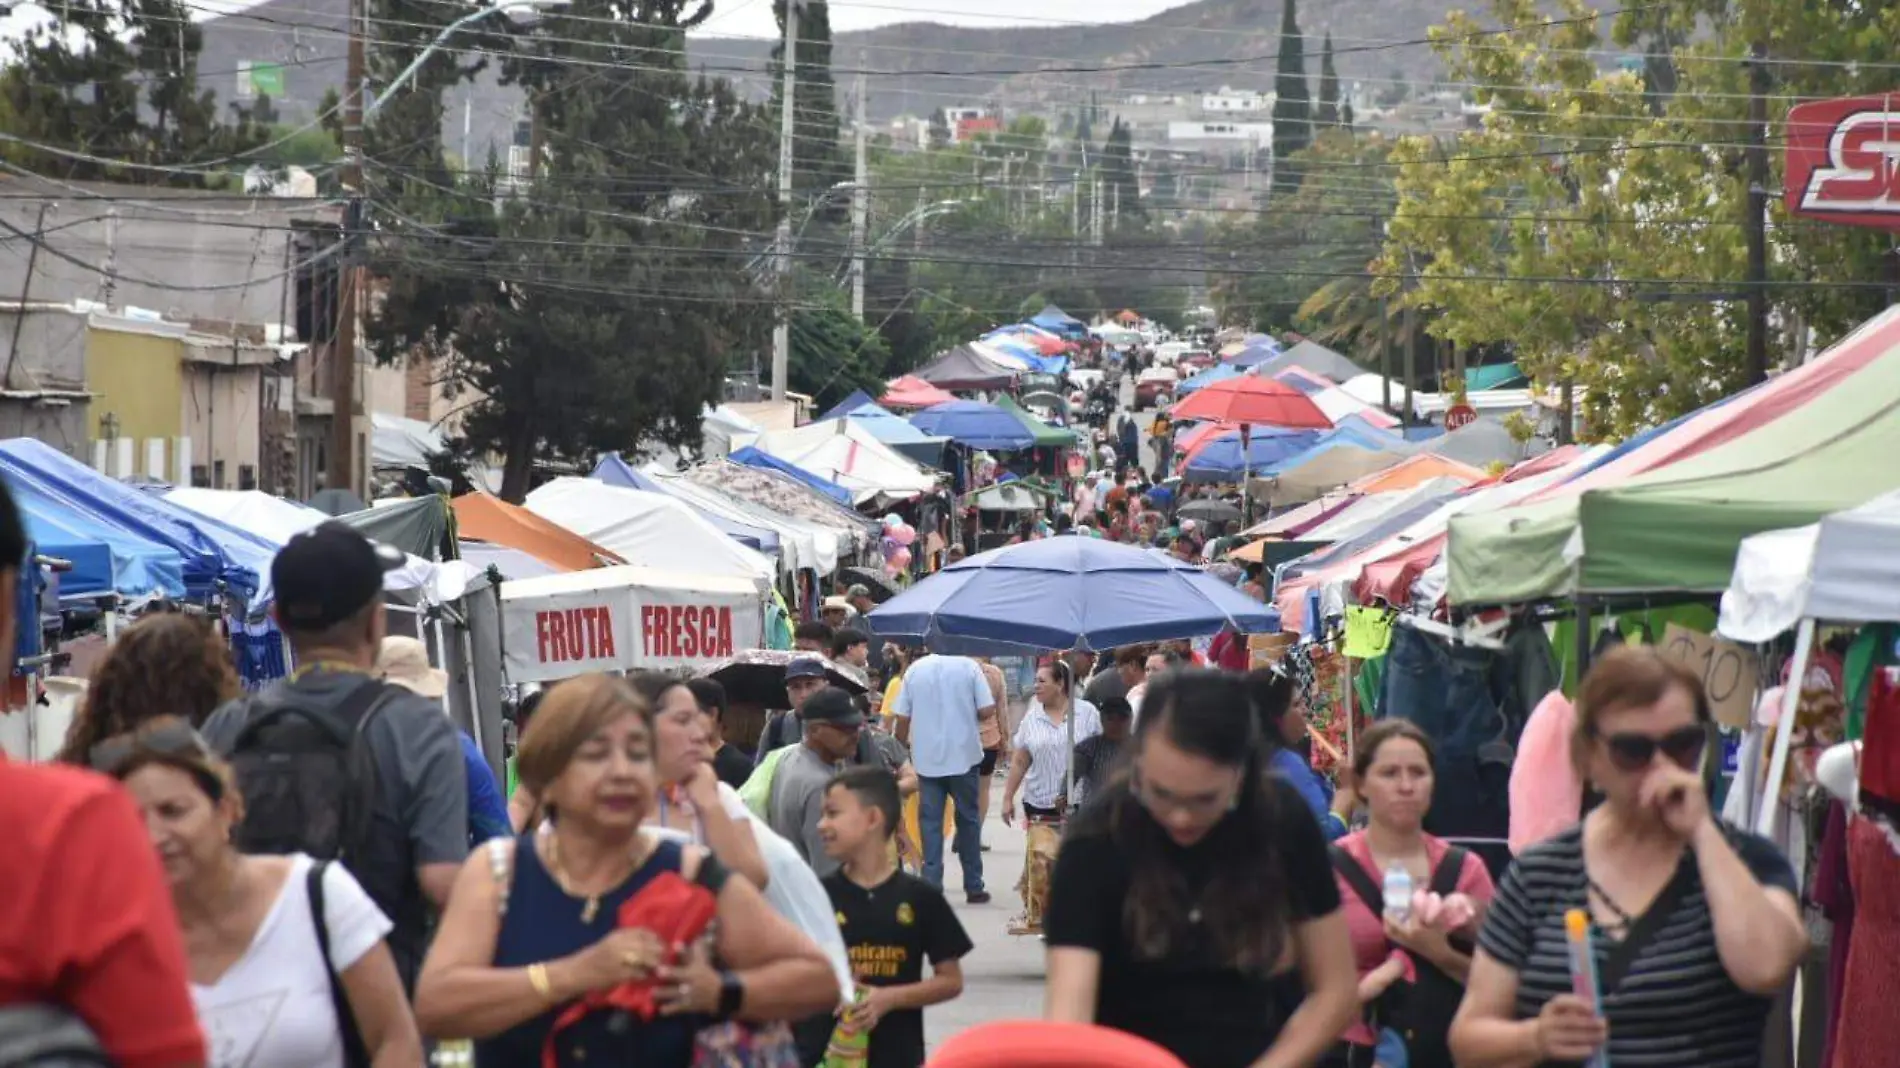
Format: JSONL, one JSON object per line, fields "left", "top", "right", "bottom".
{"left": 1101, "top": 118, "right": 1142, "bottom": 225}
{"left": 772, "top": 1, "right": 845, "bottom": 196}
{"left": 1269, "top": 0, "right": 1311, "bottom": 196}
{"left": 1315, "top": 31, "right": 1340, "bottom": 127}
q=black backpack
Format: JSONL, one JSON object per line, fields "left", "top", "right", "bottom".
{"left": 0, "top": 1006, "right": 110, "bottom": 1067}
{"left": 1329, "top": 844, "right": 1473, "bottom": 1068}
{"left": 226, "top": 678, "right": 392, "bottom": 864}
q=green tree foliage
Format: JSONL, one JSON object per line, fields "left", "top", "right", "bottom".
{"left": 1315, "top": 32, "right": 1341, "bottom": 127}
{"left": 1270, "top": 0, "right": 1311, "bottom": 195}
{"left": 789, "top": 274, "right": 893, "bottom": 408}
{"left": 1100, "top": 118, "right": 1143, "bottom": 225}
{"left": 772, "top": 0, "right": 845, "bottom": 197}
{"left": 1376, "top": 0, "right": 1900, "bottom": 439}
{"left": 0, "top": 0, "right": 265, "bottom": 185}
{"left": 364, "top": 0, "right": 777, "bottom": 500}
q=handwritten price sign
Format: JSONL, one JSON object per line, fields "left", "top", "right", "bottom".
{"left": 1660, "top": 623, "right": 1760, "bottom": 729}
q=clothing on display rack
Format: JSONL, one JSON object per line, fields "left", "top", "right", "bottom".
{"left": 1378, "top": 624, "right": 1511, "bottom": 873}
{"left": 1812, "top": 800, "right": 1854, "bottom": 1068}
{"left": 1507, "top": 691, "right": 1581, "bottom": 855}
{"left": 1829, "top": 814, "right": 1900, "bottom": 1068}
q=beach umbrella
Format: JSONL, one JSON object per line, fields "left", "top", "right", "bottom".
{"left": 1170, "top": 376, "right": 1333, "bottom": 429}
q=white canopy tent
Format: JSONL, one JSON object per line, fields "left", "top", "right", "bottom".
{"left": 370, "top": 413, "right": 446, "bottom": 468}
{"left": 500, "top": 565, "right": 766, "bottom": 683}
{"left": 1718, "top": 489, "right": 1900, "bottom": 643}
{"left": 525, "top": 478, "right": 775, "bottom": 590}
{"left": 746, "top": 420, "right": 937, "bottom": 507}
{"left": 639, "top": 466, "right": 844, "bottom": 576}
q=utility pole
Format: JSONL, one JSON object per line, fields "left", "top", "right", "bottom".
{"left": 850, "top": 72, "right": 868, "bottom": 321}
{"left": 101, "top": 207, "right": 118, "bottom": 311}
{"left": 1402, "top": 303, "right": 1418, "bottom": 429}
{"left": 331, "top": 0, "right": 366, "bottom": 497}
{"left": 769, "top": 0, "right": 799, "bottom": 401}
{"left": 1743, "top": 39, "right": 1770, "bottom": 387}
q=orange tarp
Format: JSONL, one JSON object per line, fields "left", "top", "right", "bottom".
{"left": 451, "top": 493, "right": 620, "bottom": 573}
{"left": 1348, "top": 453, "right": 1485, "bottom": 495}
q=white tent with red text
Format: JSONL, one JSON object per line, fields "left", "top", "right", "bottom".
{"left": 500, "top": 565, "right": 767, "bottom": 684}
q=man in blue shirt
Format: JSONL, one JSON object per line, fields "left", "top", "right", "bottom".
{"left": 891, "top": 651, "right": 996, "bottom": 902}
{"left": 379, "top": 636, "right": 512, "bottom": 844}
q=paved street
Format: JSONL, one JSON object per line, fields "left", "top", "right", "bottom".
{"left": 928, "top": 776, "right": 1047, "bottom": 1052}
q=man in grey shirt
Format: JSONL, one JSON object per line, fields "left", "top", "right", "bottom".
{"left": 766, "top": 686, "right": 864, "bottom": 878}
{"left": 198, "top": 523, "right": 468, "bottom": 992}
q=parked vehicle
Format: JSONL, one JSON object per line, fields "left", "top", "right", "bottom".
{"left": 1134, "top": 366, "right": 1177, "bottom": 410}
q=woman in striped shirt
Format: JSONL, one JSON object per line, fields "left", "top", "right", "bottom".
{"left": 1001, "top": 661, "right": 1102, "bottom": 934}
{"left": 1449, "top": 646, "right": 1808, "bottom": 1067}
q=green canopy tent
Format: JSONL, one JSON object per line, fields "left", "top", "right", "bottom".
{"left": 995, "top": 394, "right": 1079, "bottom": 448}
{"left": 1449, "top": 316, "right": 1900, "bottom": 603}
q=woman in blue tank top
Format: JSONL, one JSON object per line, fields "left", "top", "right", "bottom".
{"left": 413, "top": 674, "right": 840, "bottom": 1068}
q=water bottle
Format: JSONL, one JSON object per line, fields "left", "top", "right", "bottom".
{"left": 1382, "top": 863, "right": 1414, "bottom": 923}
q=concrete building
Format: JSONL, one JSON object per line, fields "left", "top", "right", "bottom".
{"left": 1167, "top": 120, "right": 1274, "bottom": 152}
{"left": 1199, "top": 87, "right": 1269, "bottom": 114}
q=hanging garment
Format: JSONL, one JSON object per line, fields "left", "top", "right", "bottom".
{"left": 1861, "top": 668, "right": 1900, "bottom": 813}
{"left": 1829, "top": 816, "right": 1900, "bottom": 1068}
{"left": 1812, "top": 801, "right": 1854, "bottom": 1068}
{"left": 1508, "top": 691, "right": 1582, "bottom": 855}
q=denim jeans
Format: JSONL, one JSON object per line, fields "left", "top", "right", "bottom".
{"left": 1380, "top": 625, "right": 1510, "bottom": 841}
{"left": 918, "top": 768, "right": 984, "bottom": 894}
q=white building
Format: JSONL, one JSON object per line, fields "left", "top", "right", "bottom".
{"left": 1199, "top": 87, "right": 1269, "bottom": 113}
{"left": 1167, "top": 121, "right": 1274, "bottom": 150}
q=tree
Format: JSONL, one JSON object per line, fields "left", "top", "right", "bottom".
{"left": 1100, "top": 118, "right": 1143, "bottom": 226}
{"left": 1315, "top": 32, "right": 1341, "bottom": 127}
{"left": 772, "top": 0, "right": 845, "bottom": 195}
{"left": 365, "top": 0, "right": 778, "bottom": 500}
{"left": 1269, "top": 0, "right": 1311, "bottom": 196}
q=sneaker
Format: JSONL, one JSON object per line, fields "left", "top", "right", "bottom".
{"left": 966, "top": 891, "right": 993, "bottom": 905}
{"left": 979, "top": 843, "right": 992, "bottom": 853}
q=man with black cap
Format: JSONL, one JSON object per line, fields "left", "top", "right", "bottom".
{"left": 766, "top": 686, "right": 863, "bottom": 877}
{"left": 199, "top": 522, "right": 468, "bottom": 993}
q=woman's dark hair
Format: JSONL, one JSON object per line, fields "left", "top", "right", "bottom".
{"left": 1040, "top": 658, "right": 1074, "bottom": 697}
{"left": 1243, "top": 668, "right": 1296, "bottom": 755}
{"left": 628, "top": 671, "right": 688, "bottom": 710}
{"left": 1109, "top": 668, "right": 1293, "bottom": 974}
{"left": 1352, "top": 719, "right": 1436, "bottom": 781}
{"left": 58, "top": 613, "right": 241, "bottom": 765}
{"left": 685, "top": 677, "right": 728, "bottom": 719}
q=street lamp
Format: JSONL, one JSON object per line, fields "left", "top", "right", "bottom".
{"left": 366, "top": 0, "right": 567, "bottom": 120}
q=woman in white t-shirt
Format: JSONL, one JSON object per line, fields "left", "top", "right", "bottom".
{"left": 95, "top": 717, "right": 421, "bottom": 1068}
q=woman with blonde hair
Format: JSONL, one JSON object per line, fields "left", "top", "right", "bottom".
{"left": 59, "top": 612, "right": 240, "bottom": 764}
{"left": 414, "top": 673, "right": 838, "bottom": 1068}
{"left": 94, "top": 716, "right": 421, "bottom": 1068}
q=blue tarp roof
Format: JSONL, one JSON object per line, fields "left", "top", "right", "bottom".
{"left": 1250, "top": 425, "right": 1408, "bottom": 479}
{"left": 909, "top": 400, "right": 1038, "bottom": 451}
{"left": 0, "top": 439, "right": 262, "bottom": 601}
{"left": 1030, "top": 304, "right": 1084, "bottom": 329}
{"left": 819, "top": 390, "right": 877, "bottom": 421}
{"left": 1182, "top": 428, "right": 1327, "bottom": 483}
{"left": 726, "top": 447, "right": 856, "bottom": 506}
{"left": 1231, "top": 346, "right": 1285, "bottom": 370}
{"left": 590, "top": 455, "right": 782, "bottom": 555}
{"left": 13, "top": 477, "right": 185, "bottom": 600}
{"left": 1177, "top": 364, "right": 1244, "bottom": 395}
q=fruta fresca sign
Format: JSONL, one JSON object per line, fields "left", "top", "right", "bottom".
{"left": 503, "top": 574, "right": 763, "bottom": 682}
{"left": 1785, "top": 94, "right": 1900, "bottom": 231}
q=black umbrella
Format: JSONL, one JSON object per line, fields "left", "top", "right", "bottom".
{"left": 699, "top": 649, "right": 870, "bottom": 709}
{"left": 838, "top": 566, "right": 899, "bottom": 604}
{"left": 1178, "top": 498, "right": 1243, "bottom": 524}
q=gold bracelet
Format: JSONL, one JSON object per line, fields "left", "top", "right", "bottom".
{"left": 527, "top": 963, "right": 554, "bottom": 1002}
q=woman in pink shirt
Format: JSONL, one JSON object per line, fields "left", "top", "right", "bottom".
{"left": 1326, "top": 720, "right": 1494, "bottom": 1068}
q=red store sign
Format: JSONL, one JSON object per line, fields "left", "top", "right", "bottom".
{"left": 1785, "top": 94, "right": 1900, "bottom": 231}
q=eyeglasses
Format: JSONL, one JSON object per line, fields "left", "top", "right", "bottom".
{"left": 1131, "top": 767, "right": 1241, "bottom": 820}
{"left": 87, "top": 720, "right": 223, "bottom": 799}
{"left": 1601, "top": 725, "right": 1708, "bottom": 773}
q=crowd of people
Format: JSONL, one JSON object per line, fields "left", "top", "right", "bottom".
{"left": 0, "top": 455, "right": 1817, "bottom": 1068}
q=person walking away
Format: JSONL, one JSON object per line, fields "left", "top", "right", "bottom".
{"left": 973, "top": 656, "right": 1011, "bottom": 842}
{"left": 1, "top": 461, "right": 208, "bottom": 1067}
{"left": 1247, "top": 669, "right": 1351, "bottom": 840}
{"left": 687, "top": 678, "right": 756, "bottom": 789}
{"left": 1043, "top": 669, "right": 1357, "bottom": 1068}
{"left": 96, "top": 718, "right": 422, "bottom": 1068}
{"left": 890, "top": 653, "right": 994, "bottom": 903}
{"left": 412, "top": 674, "right": 839, "bottom": 1068}
{"left": 380, "top": 636, "right": 511, "bottom": 847}
{"left": 55, "top": 611, "right": 240, "bottom": 764}
{"left": 766, "top": 687, "right": 866, "bottom": 877}
{"left": 634, "top": 672, "right": 770, "bottom": 890}
{"left": 1002, "top": 662, "right": 1103, "bottom": 935}
{"left": 1071, "top": 698, "right": 1133, "bottom": 807}
{"left": 1449, "top": 646, "right": 1807, "bottom": 1068}
{"left": 1325, "top": 720, "right": 1493, "bottom": 1068}
{"left": 819, "top": 767, "right": 972, "bottom": 1068}
{"left": 199, "top": 523, "right": 467, "bottom": 995}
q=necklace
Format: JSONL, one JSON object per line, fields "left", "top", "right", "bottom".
{"left": 1586, "top": 877, "right": 1635, "bottom": 935}
{"left": 545, "top": 831, "right": 643, "bottom": 923}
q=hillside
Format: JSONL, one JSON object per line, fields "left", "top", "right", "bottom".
{"left": 197, "top": 0, "right": 1516, "bottom": 168}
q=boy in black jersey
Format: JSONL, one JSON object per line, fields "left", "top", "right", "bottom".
{"left": 819, "top": 766, "right": 973, "bottom": 1068}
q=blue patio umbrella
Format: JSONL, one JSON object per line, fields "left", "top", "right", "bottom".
{"left": 1176, "top": 363, "right": 1243, "bottom": 395}
{"left": 1182, "top": 428, "right": 1326, "bottom": 483}
{"left": 1229, "top": 345, "right": 1282, "bottom": 369}
{"left": 867, "top": 535, "right": 1278, "bottom": 654}
{"left": 909, "top": 400, "right": 1037, "bottom": 451}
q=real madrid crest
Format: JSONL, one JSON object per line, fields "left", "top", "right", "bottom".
{"left": 836, "top": 911, "right": 848, "bottom": 927}
{"left": 896, "top": 902, "right": 915, "bottom": 926}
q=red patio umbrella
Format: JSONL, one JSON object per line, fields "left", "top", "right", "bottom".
{"left": 881, "top": 374, "right": 957, "bottom": 410}
{"left": 1168, "top": 375, "right": 1334, "bottom": 429}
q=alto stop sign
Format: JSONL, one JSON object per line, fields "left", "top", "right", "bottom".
{"left": 1444, "top": 404, "right": 1478, "bottom": 430}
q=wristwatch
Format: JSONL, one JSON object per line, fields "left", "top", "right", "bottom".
{"left": 716, "top": 970, "right": 745, "bottom": 1019}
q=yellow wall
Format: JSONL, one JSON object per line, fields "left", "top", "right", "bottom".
{"left": 87, "top": 326, "right": 185, "bottom": 442}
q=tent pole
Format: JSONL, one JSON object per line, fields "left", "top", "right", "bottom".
{"left": 1756, "top": 617, "right": 1814, "bottom": 838}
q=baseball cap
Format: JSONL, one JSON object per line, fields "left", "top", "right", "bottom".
{"left": 801, "top": 686, "right": 863, "bottom": 727}
{"left": 273, "top": 522, "right": 405, "bottom": 630}
{"left": 785, "top": 656, "right": 829, "bottom": 682}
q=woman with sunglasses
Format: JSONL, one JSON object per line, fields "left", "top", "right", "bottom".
{"left": 1450, "top": 646, "right": 1808, "bottom": 1068}
{"left": 1043, "top": 669, "right": 1357, "bottom": 1068}
{"left": 94, "top": 717, "right": 423, "bottom": 1068}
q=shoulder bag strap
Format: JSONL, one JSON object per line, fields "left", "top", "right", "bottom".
{"left": 1598, "top": 858, "right": 1698, "bottom": 992}
{"left": 307, "top": 861, "right": 372, "bottom": 1068}
{"left": 1428, "top": 846, "right": 1470, "bottom": 897}
{"left": 1329, "top": 844, "right": 1386, "bottom": 915}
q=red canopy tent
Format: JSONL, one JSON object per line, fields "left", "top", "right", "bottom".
{"left": 881, "top": 375, "right": 958, "bottom": 410}
{"left": 1169, "top": 376, "right": 1333, "bottom": 429}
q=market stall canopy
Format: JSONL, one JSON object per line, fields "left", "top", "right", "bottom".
{"left": 370, "top": 413, "right": 445, "bottom": 469}
{"left": 1176, "top": 364, "right": 1244, "bottom": 396}
{"left": 910, "top": 400, "right": 1037, "bottom": 451}
{"left": 1183, "top": 428, "right": 1327, "bottom": 483}
{"left": 868, "top": 535, "right": 1277, "bottom": 653}
{"left": 458, "top": 539, "right": 562, "bottom": 580}
{"left": 880, "top": 375, "right": 958, "bottom": 410}
{"left": 306, "top": 487, "right": 367, "bottom": 516}
{"left": 727, "top": 447, "right": 856, "bottom": 506}
{"left": 819, "top": 390, "right": 877, "bottom": 421}
{"left": 1261, "top": 444, "right": 1411, "bottom": 504}
{"left": 700, "top": 404, "right": 766, "bottom": 459}
{"left": 1448, "top": 307, "right": 1900, "bottom": 605}
{"left": 1253, "top": 340, "right": 1364, "bottom": 383}
{"left": 166, "top": 487, "right": 456, "bottom": 600}
{"left": 1170, "top": 377, "right": 1334, "bottom": 430}
{"left": 831, "top": 403, "right": 951, "bottom": 468}
{"left": 993, "top": 395, "right": 1078, "bottom": 448}
{"left": 637, "top": 464, "right": 845, "bottom": 576}
{"left": 23, "top": 483, "right": 184, "bottom": 600}
{"left": 681, "top": 460, "right": 881, "bottom": 541}
{"left": 590, "top": 455, "right": 782, "bottom": 557}
{"left": 525, "top": 478, "right": 775, "bottom": 590}
{"left": 965, "top": 480, "right": 1058, "bottom": 512}
{"left": 453, "top": 491, "right": 623, "bottom": 573}
{"left": 347, "top": 496, "right": 450, "bottom": 560}
{"left": 1466, "top": 363, "right": 1528, "bottom": 391}
{"left": 1299, "top": 477, "right": 1470, "bottom": 543}
{"left": 500, "top": 565, "right": 765, "bottom": 683}
{"left": 1030, "top": 304, "right": 1086, "bottom": 335}
{"left": 1421, "top": 417, "right": 1547, "bottom": 469}
{"left": 1228, "top": 345, "right": 1283, "bottom": 370}
{"left": 1352, "top": 453, "right": 1484, "bottom": 495}
{"left": 1718, "top": 490, "right": 1900, "bottom": 642}
{"left": 746, "top": 420, "right": 938, "bottom": 506}
{"left": 911, "top": 345, "right": 1019, "bottom": 392}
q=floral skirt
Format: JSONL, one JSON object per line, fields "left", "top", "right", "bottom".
{"left": 1009, "top": 820, "right": 1063, "bottom": 936}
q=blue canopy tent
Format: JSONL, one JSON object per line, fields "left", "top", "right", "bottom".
{"left": 1029, "top": 305, "right": 1088, "bottom": 340}
{"left": 1229, "top": 345, "right": 1284, "bottom": 370}
{"left": 909, "top": 400, "right": 1037, "bottom": 451}
{"left": 1176, "top": 363, "right": 1244, "bottom": 396}
{"left": 984, "top": 336, "right": 1069, "bottom": 376}
{"left": 726, "top": 446, "right": 856, "bottom": 506}
{"left": 819, "top": 390, "right": 878, "bottom": 421}
{"left": 591, "top": 454, "right": 782, "bottom": 556}
{"left": 15, "top": 484, "right": 185, "bottom": 600}
{"left": 837, "top": 404, "right": 950, "bottom": 469}
{"left": 0, "top": 439, "right": 258, "bottom": 600}
{"left": 1182, "top": 428, "right": 1327, "bottom": 483}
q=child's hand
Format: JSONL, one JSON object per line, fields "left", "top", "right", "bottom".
{"left": 847, "top": 988, "right": 894, "bottom": 1030}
